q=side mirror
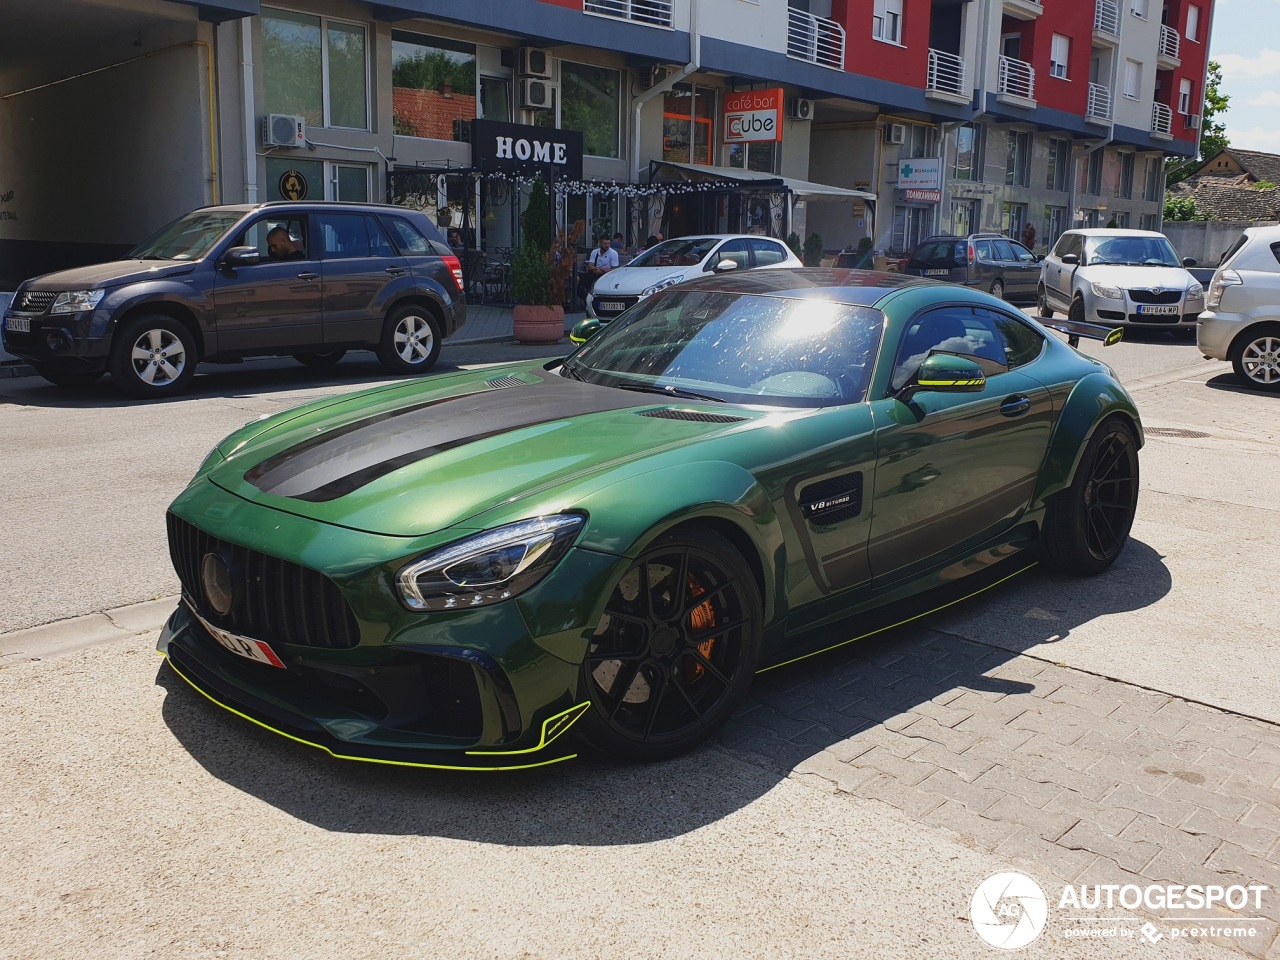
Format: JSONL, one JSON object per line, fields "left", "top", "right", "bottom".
{"left": 224, "top": 246, "right": 262, "bottom": 267}
{"left": 712, "top": 259, "right": 739, "bottom": 273}
{"left": 1061, "top": 254, "right": 1079, "bottom": 266}
{"left": 1182, "top": 256, "right": 1198, "bottom": 267}
{"left": 569, "top": 317, "right": 602, "bottom": 345}
{"left": 898, "top": 354, "right": 987, "bottom": 404}
{"left": 1034, "top": 254, "right": 1045, "bottom": 262}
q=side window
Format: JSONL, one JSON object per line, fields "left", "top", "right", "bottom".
{"left": 1053, "top": 233, "right": 1079, "bottom": 259}
{"left": 383, "top": 216, "right": 433, "bottom": 255}
{"left": 713, "top": 239, "right": 751, "bottom": 270}
{"left": 984, "top": 309, "right": 1046, "bottom": 369}
{"left": 1009, "top": 241, "right": 1037, "bottom": 262}
{"left": 749, "top": 239, "right": 788, "bottom": 266}
{"left": 236, "top": 216, "right": 309, "bottom": 261}
{"left": 974, "top": 239, "right": 996, "bottom": 261}
{"left": 1269, "top": 242, "right": 1280, "bottom": 267}
{"left": 367, "top": 216, "right": 396, "bottom": 257}
{"left": 891, "top": 307, "right": 1008, "bottom": 390}
{"left": 993, "top": 240, "right": 1017, "bottom": 261}
{"left": 319, "top": 213, "right": 373, "bottom": 259}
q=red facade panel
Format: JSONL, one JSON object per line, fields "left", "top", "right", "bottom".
{"left": 1018, "top": 2, "right": 1092, "bottom": 115}
{"left": 1161, "top": 0, "right": 1213, "bottom": 144}
{"left": 538, "top": 0, "right": 579, "bottom": 8}
{"left": 831, "top": 0, "right": 929, "bottom": 89}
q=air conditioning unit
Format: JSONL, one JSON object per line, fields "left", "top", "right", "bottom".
{"left": 263, "top": 114, "right": 305, "bottom": 148}
{"left": 521, "top": 78, "right": 557, "bottom": 110}
{"left": 1187, "top": 113, "right": 1202, "bottom": 129}
{"left": 885, "top": 123, "right": 907, "bottom": 145}
{"left": 519, "top": 47, "right": 553, "bottom": 79}
{"left": 789, "top": 98, "right": 814, "bottom": 121}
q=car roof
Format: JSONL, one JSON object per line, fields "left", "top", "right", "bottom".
{"left": 1063, "top": 229, "right": 1166, "bottom": 238}
{"left": 189, "top": 201, "right": 420, "bottom": 215}
{"left": 655, "top": 234, "right": 791, "bottom": 242}
{"left": 668, "top": 267, "right": 938, "bottom": 305}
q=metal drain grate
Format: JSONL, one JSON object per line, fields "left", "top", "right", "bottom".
{"left": 1146, "top": 427, "right": 1211, "bottom": 439}
{"left": 486, "top": 376, "right": 527, "bottom": 389}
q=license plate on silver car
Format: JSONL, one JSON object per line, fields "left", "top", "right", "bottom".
{"left": 1137, "top": 304, "right": 1179, "bottom": 316}
{"left": 5, "top": 316, "right": 30, "bottom": 333}
{"left": 598, "top": 301, "right": 626, "bottom": 312}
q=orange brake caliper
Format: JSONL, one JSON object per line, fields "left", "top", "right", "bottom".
{"left": 687, "top": 574, "right": 717, "bottom": 679}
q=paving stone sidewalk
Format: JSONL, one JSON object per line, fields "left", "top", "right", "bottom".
{"left": 718, "top": 626, "right": 1280, "bottom": 958}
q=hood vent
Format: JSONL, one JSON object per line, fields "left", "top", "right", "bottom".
{"left": 639, "top": 409, "right": 748, "bottom": 424}
{"left": 486, "top": 376, "right": 529, "bottom": 390}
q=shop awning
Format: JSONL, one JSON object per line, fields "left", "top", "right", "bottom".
{"left": 649, "top": 161, "right": 876, "bottom": 203}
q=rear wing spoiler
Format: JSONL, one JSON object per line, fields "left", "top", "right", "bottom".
{"left": 1044, "top": 319, "right": 1124, "bottom": 348}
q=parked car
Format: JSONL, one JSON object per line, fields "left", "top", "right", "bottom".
{"left": 158, "top": 268, "right": 1139, "bottom": 769}
{"left": 585, "top": 234, "right": 801, "bottom": 320}
{"left": 1, "top": 202, "right": 467, "bottom": 397}
{"left": 1037, "top": 228, "right": 1202, "bottom": 333}
{"left": 1198, "top": 224, "right": 1280, "bottom": 391}
{"left": 902, "top": 233, "right": 1042, "bottom": 303}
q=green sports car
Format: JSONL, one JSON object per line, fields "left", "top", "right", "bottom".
{"left": 157, "top": 269, "right": 1140, "bottom": 769}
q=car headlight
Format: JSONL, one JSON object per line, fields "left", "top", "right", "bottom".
{"left": 1090, "top": 282, "right": 1123, "bottom": 300}
{"left": 396, "top": 515, "right": 585, "bottom": 612}
{"left": 1186, "top": 282, "right": 1205, "bottom": 300}
{"left": 641, "top": 274, "right": 685, "bottom": 298}
{"left": 49, "top": 290, "right": 106, "bottom": 314}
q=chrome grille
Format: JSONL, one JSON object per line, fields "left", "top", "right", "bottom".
{"left": 1127, "top": 288, "right": 1181, "bottom": 305}
{"left": 166, "top": 512, "right": 360, "bottom": 650}
{"left": 16, "top": 290, "right": 56, "bottom": 313}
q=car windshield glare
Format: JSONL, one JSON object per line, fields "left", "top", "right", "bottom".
{"left": 1085, "top": 236, "right": 1181, "bottom": 267}
{"left": 567, "top": 290, "right": 883, "bottom": 407}
{"left": 128, "top": 212, "right": 243, "bottom": 261}
{"left": 628, "top": 238, "right": 719, "bottom": 268}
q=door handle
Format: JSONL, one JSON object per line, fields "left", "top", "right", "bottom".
{"left": 1000, "top": 395, "right": 1032, "bottom": 418}
{"left": 385, "top": 266, "right": 406, "bottom": 276}
{"left": 297, "top": 272, "right": 319, "bottom": 281}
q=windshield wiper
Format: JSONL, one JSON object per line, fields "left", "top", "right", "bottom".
{"left": 559, "top": 360, "right": 586, "bottom": 382}
{"left": 616, "top": 382, "right": 726, "bottom": 403}
{"left": 138, "top": 255, "right": 172, "bottom": 261}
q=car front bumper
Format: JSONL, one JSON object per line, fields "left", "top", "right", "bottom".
{"left": 1196, "top": 310, "right": 1245, "bottom": 360}
{"left": 1077, "top": 288, "right": 1202, "bottom": 328}
{"left": 1, "top": 307, "right": 113, "bottom": 367}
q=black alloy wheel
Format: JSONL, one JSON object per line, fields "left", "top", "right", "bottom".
{"left": 1042, "top": 418, "right": 1140, "bottom": 575}
{"left": 577, "top": 528, "right": 762, "bottom": 761}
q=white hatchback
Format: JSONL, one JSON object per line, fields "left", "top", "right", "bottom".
{"left": 1198, "top": 224, "right": 1280, "bottom": 391}
{"left": 586, "top": 234, "right": 802, "bottom": 321}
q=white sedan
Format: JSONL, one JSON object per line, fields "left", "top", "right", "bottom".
{"left": 586, "top": 234, "right": 802, "bottom": 320}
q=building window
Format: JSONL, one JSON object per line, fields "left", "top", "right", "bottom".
{"left": 1178, "top": 78, "right": 1193, "bottom": 114}
{"left": 663, "top": 83, "right": 714, "bottom": 165}
{"left": 1140, "top": 212, "right": 1160, "bottom": 230}
{"left": 891, "top": 204, "right": 932, "bottom": 256}
{"left": 1187, "top": 5, "right": 1200, "bottom": 41}
{"left": 1082, "top": 150, "right": 1103, "bottom": 195}
{"left": 1113, "top": 211, "right": 1131, "bottom": 229}
{"left": 560, "top": 61, "right": 621, "bottom": 158}
{"left": 1131, "top": 0, "right": 1148, "bottom": 17}
{"left": 1118, "top": 152, "right": 1135, "bottom": 199}
{"left": 263, "top": 10, "right": 368, "bottom": 131}
{"left": 1144, "top": 156, "right": 1164, "bottom": 201}
{"left": 873, "top": 0, "right": 904, "bottom": 44}
{"left": 1001, "top": 202, "right": 1028, "bottom": 241}
{"left": 1050, "top": 35, "right": 1070, "bottom": 79}
{"left": 1044, "top": 205, "right": 1067, "bottom": 250}
{"left": 728, "top": 142, "right": 779, "bottom": 173}
{"left": 953, "top": 123, "right": 984, "bottom": 182}
{"left": 265, "top": 158, "right": 371, "bottom": 202}
{"left": 1047, "top": 138, "right": 1070, "bottom": 192}
{"left": 903, "top": 123, "right": 934, "bottom": 159}
{"left": 1006, "top": 131, "right": 1031, "bottom": 187}
{"left": 390, "top": 33, "right": 476, "bottom": 140}
{"left": 1123, "top": 59, "right": 1142, "bottom": 100}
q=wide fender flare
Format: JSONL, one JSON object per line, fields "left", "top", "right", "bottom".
{"left": 574, "top": 460, "right": 785, "bottom": 626}
{"left": 97, "top": 288, "right": 209, "bottom": 341}
{"left": 1034, "top": 372, "right": 1143, "bottom": 506}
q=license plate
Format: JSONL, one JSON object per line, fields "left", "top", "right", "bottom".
{"left": 5, "top": 316, "right": 29, "bottom": 333}
{"left": 924, "top": 269, "right": 950, "bottom": 276}
{"left": 598, "top": 301, "right": 626, "bottom": 312}
{"left": 191, "top": 605, "right": 285, "bottom": 669}
{"left": 1137, "top": 304, "right": 1179, "bottom": 316}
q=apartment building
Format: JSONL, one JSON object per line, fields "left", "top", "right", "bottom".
{"left": 0, "top": 0, "right": 1215, "bottom": 286}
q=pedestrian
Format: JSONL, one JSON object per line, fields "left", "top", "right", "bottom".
{"left": 577, "top": 234, "right": 619, "bottom": 300}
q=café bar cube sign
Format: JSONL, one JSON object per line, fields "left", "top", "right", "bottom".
{"left": 723, "top": 88, "right": 784, "bottom": 143}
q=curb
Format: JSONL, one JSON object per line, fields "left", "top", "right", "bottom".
{"left": 0, "top": 596, "right": 179, "bottom": 665}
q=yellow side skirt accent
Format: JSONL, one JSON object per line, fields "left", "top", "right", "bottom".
{"left": 757, "top": 562, "right": 1036, "bottom": 674}
{"left": 160, "top": 654, "right": 577, "bottom": 772}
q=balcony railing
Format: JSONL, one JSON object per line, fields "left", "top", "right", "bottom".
{"left": 787, "top": 8, "right": 846, "bottom": 71}
{"left": 1151, "top": 102, "right": 1173, "bottom": 136}
{"left": 583, "top": 0, "right": 673, "bottom": 28}
{"left": 1087, "top": 82, "right": 1113, "bottom": 121}
{"left": 927, "top": 49, "right": 968, "bottom": 98}
{"left": 1094, "top": 0, "right": 1120, "bottom": 35}
{"left": 1158, "top": 24, "right": 1181, "bottom": 61}
{"left": 998, "top": 56, "right": 1036, "bottom": 101}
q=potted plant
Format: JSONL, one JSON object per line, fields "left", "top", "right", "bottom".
{"left": 511, "top": 179, "right": 564, "bottom": 344}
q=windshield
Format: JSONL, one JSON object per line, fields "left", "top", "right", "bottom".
{"left": 128, "top": 211, "right": 244, "bottom": 261}
{"left": 1085, "top": 235, "right": 1182, "bottom": 267}
{"left": 628, "top": 237, "right": 719, "bottom": 268}
{"left": 565, "top": 290, "right": 883, "bottom": 408}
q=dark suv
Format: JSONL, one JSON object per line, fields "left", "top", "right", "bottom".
{"left": 1, "top": 201, "right": 466, "bottom": 397}
{"left": 903, "top": 233, "right": 1041, "bottom": 303}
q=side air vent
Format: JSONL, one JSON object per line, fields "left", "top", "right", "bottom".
{"left": 798, "top": 472, "right": 864, "bottom": 525}
{"left": 638, "top": 409, "right": 748, "bottom": 424}
{"left": 486, "top": 376, "right": 528, "bottom": 389}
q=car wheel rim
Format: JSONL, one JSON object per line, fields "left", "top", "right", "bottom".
{"left": 1082, "top": 430, "right": 1138, "bottom": 562}
{"left": 1241, "top": 336, "right": 1280, "bottom": 384}
{"left": 993, "top": 282, "right": 1003, "bottom": 298}
{"left": 129, "top": 328, "right": 186, "bottom": 386}
{"left": 393, "top": 315, "right": 433, "bottom": 364}
{"left": 584, "top": 545, "right": 752, "bottom": 745}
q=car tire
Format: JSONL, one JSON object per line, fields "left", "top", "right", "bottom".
{"left": 293, "top": 350, "right": 347, "bottom": 368}
{"left": 377, "top": 305, "right": 442, "bottom": 376}
{"left": 33, "top": 365, "right": 104, "bottom": 389}
{"left": 1229, "top": 324, "right": 1280, "bottom": 392}
{"left": 576, "top": 526, "right": 763, "bottom": 761}
{"left": 108, "top": 314, "right": 198, "bottom": 398}
{"left": 1036, "top": 285, "right": 1054, "bottom": 318}
{"left": 990, "top": 279, "right": 1005, "bottom": 300}
{"left": 1041, "top": 417, "right": 1140, "bottom": 576}
{"left": 1069, "top": 296, "right": 1088, "bottom": 327}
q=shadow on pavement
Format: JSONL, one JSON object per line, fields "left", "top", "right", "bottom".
{"left": 1204, "top": 372, "right": 1277, "bottom": 396}
{"left": 155, "top": 540, "right": 1172, "bottom": 845}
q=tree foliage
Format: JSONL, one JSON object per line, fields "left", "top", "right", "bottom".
{"left": 1168, "top": 60, "right": 1230, "bottom": 186}
{"left": 392, "top": 49, "right": 477, "bottom": 95}
{"left": 1163, "top": 195, "right": 1208, "bottom": 221}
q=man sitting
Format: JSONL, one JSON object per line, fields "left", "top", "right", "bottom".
{"left": 577, "top": 234, "right": 619, "bottom": 301}
{"left": 267, "top": 226, "right": 306, "bottom": 261}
